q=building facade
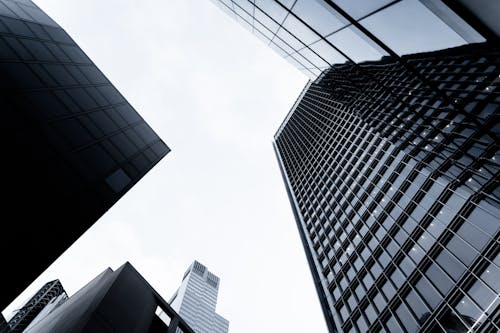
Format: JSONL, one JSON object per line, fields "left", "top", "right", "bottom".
{"left": 0, "top": 0, "right": 170, "bottom": 310}
{"left": 6, "top": 280, "right": 67, "bottom": 333}
{"left": 22, "top": 263, "right": 194, "bottom": 333}
{"left": 274, "top": 43, "right": 499, "bottom": 333}
{"left": 170, "top": 261, "right": 229, "bottom": 333}
{"left": 210, "top": 0, "right": 497, "bottom": 79}
{"left": 211, "top": 1, "right": 499, "bottom": 333}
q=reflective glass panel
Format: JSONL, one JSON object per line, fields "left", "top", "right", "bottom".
{"left": 359, "top": 0, "right": 466, "bottom": 55}
{"left": 234, "top": 4, "right": 253, "bottom": 24}
{"left": 282, "top": 13, "right": 319, "bottom": 45}
{"left": 275, "top": 26, "right": 304, "bottom": 50}
{"left": 254, "top": 6, "right": 280, "bottom": 34}
{"left": 254, "top": 21, "right": 275, "bottom": 39}
{"left": 272, "top": 37, "right": 295, "bottom": 54}
{"left": 291, "top": 0, "right": 347, "bottom": 36}
{"left": 232, "top": 0, "right": 254, "bottom": 14}
{"left": 455, "top": 294, "right": 482, "bottom": 325}
{"left": 327, "top": 26, "right": 386, "bottom": 62}
{"left": 255, "top": 0, "right": 288, "bottom": 24}
{"left": 297, "top": 47, "right": 329, "bottom": 69}
{"left": 331, "top": 0, "right": 396, "bottom": 20}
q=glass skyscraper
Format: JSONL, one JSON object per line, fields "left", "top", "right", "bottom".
{"left": 170, "top": 261, "right": 229, "bottom": 333}
{"left": 0, "top": 0, "right": 170, "bottom": 311}
{"left": 211, "top": 1, "right": 499, "bottom": 333}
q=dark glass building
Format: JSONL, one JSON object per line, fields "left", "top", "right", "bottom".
{"left": 22, "top": 262, "right": 194, "bottom": 333}
{"left": 6, "top": 279, "right": 67, "bottom": 333}
{"left": 0, "top": 0, "right": 169, "bottom": 310}
{"left": 211, "top": 1, "right": 499, "bottom": 333}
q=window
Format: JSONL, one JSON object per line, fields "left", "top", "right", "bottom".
{"left": 446, "top": 235, "right": 477, "bottom": 266}
{"left": 105, "top": 168, "right": 131, "bottom": 193}
{"left": 465, "top": 201, "right": 499, "bottom": 236}
{"left": 405, "top": 289, "right": 429, "bottom": 322}
{"left": 360, "top": 0, "right": 465, "bottom": 55}
{"left": 425, "top": 264, "right": 453, "bottom": 295}
{"left": 79, "top": 144, "right": 116, "bottom": 177}
{"left": 395, "top": 302, "right": 419, "bottom": 333}
{"left": 308, "top": 39, "right": 347, "bottom": 65}
{"left": 254, "top": 0, "right": 288, "bottom": 26}
{"left": 292, "top": 0, "right": 347, "bottom": 36}
{"left": 1, "top": 16, "right": 34, "bottom": 37}
{"left": 327, "top": 25, "right": 385, "bottom": 62}
{"left": 466, "top": 278, "right": 497, "bottom": 312}
{"left": 20, "top": 38, "right": 54, "bottom": 61}
{"left": 53, "top": 118, "right": 93, "bottom": 148}
{"left": 282, "top": 13, "right": 318, "bottom": 45}
{"left": 331, "top": 0, "right": 397, "bottom": 20}
{"left": 43, "top": 64, "right": 77, "bottom": 86}
{"left": 416, "top": 277, "right": 441, "bottom": 309}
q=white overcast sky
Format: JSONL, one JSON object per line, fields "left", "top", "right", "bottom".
{"left": 4, "top": 0, "right": 328, "bottom": 332}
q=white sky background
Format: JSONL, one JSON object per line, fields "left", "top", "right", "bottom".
{"left": 4, "top": 0, "right": 328, "bottom": 332}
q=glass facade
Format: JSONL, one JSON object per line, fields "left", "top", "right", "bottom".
{"left": 273, "top": 40, "right": 499, "bottom": 333}
{"left": 170, "top": 261, "right": 229, "bottom": 333}
{"left": 210, "top": 0, "right": 487, "bottom": 79}
{"left": 0, "top": 0, "right": 169, "bottom": 311}
{"left": 274, "top": 41, "right": 499, "bottom": 332}
{"left": 213, "top": 1, "right": 499, "bottom": 332}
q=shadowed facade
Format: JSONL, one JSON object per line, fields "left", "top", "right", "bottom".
{"left": 23, "top": 263, "right": 194, "bottom": 333}
{"left": 0, "top": 0, "right": 169, "bottom": 310}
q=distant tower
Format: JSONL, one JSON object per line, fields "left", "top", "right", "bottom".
{"left": 170, "top": 261, "right": 229, "bottom": 333}
{"left": 7, "top": 280, "right": 67, "bottom": 333}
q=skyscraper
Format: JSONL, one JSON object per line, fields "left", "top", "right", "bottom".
{"left": 6, "top": 280, "right": 67, "bottom": 333}
{"left": 0, "top": 0, "right": 169, "bottom": 310}
{"left": 22, "top": 262, "right": 194, "bottom": 333}
{"left": 170, "top": 261, "right": 229, "bottom": 333}
{"left": 211, "top": 1, "right": 499, "bottom": 333}
{"left": 274, "top": 43, "right": 499, "bottom": 333}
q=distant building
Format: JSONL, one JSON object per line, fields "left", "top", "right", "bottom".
{"left": 23, "top": 262, "right": 193, "bottom": 333}
{"left": 0, "top": 314, "right": 8, "bottom": 333}
{"left": 0, "top": 0, "right": 170, "bottom": 310}
{"left": 6, "top": 280, "right": 67, "bottom": 333}
{"left": 170, "top": 261, "right": 229, "bottom": 333}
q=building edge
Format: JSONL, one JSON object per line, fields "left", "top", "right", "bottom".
{"left": 273, "top": 141, "right": 338, "bottom": 333}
